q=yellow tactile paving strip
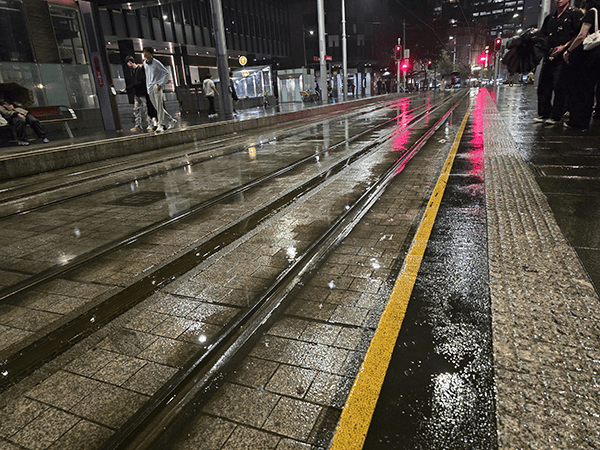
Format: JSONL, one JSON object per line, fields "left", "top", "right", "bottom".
{"left": 330, "top": 106, "right": 471, "bottom": 450}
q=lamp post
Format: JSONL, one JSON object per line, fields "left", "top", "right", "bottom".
{"left": 317, "top": 0, "right": 327, "bottom": 103}
{"left": 449, "top": 36, "right": 456, "bottom": 67}
{"left": 209, "top": 0, "right": 233, "bottom": 120}
{"left": 342, "top": 0, "right": 348, "bottom": 101}
{"left": 303, "top": 29, "right": 314, "bottom": 68}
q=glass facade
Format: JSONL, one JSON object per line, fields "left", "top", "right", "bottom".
{"left": 231, "top": 65, "right": 273, "bottom": 99}
{"left": 0, "top": 62, "right": 97, "bottom": 109}
{"left": 99, "top": 0, "right": 290, "bottom": 58}
{"left": 0, "top": 0, "right": 34, "bottom": 62}
{"left": 49, "top": 4, "right": 88, "bottom": 65}
{"left": 0, "top": 1, "right": 96, "bottom": 110}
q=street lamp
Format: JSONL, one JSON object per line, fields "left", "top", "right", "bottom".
{"left": 449, "top": 36, "right": 456, "bottom": 66}
{"left": 303, "top": 29, "right": 314, "bottom": 68}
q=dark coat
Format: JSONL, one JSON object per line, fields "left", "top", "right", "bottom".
{"left": 125, "top": 65, "right": 148, "bottom": 97}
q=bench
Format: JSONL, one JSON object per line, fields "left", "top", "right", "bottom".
{"left": 28, "top": 105, "right": 78, "bottom": 139}
{"left": 0, "top": 105, "right": 78, "bottom": 143}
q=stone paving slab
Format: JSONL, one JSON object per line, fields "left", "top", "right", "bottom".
{"left": 168, "top": 99, "right": 462, "bottom": 449}
{"left": 482, "top": 90, "right": 600, "bottom": 449}
{"left": 0, "top": 98, "right": 447, "bottom": 450}
{"left": 0, "top": 104, "right": 407, "bottom": 364}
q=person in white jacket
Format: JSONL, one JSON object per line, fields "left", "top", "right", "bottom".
{"left": 143, "top": 46, "right": 177, "bottom": 133}
{"left": 203, "top": 74, "right": 218, "bottom": 118}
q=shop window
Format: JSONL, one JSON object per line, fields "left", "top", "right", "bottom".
{"left": 0, "top": 0, "right": 34, "bottom": 62}
{"left": 49, "top": 4, "right": 87, "bottom": 65}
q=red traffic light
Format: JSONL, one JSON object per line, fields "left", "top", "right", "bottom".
{"left": 401, "top": 59, "right": 410, "bottom": 71}
{"left": 427, "top": 60, "right": 432, "bottom": 66}
{"left": 395, "top": 45, "right": 402, "bottom": 60}
{"left": 495, "top": 38, "right": 502, "bottom": 50}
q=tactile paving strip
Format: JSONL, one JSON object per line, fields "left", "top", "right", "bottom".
{"left": 482, "top": 91, "right": 600, "bottom": 449}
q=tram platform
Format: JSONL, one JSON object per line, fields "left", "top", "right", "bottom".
{"left": 0, "top": 86, "right": 598, "bottom": 450}
{"left": 0, "top": 95, "right": 392, "bottom": 182}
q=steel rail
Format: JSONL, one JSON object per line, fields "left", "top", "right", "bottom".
{"left": 100, "top": 92, "right": 470, "bottom": 450}
{"left": 0, "top": 96, "right": 450, "bottom": 303}
{"left": 0, "top": 100, "right": 395, "bottom": 213}
{"left": 0, "top": 93, "right": 461, "bottom": 392}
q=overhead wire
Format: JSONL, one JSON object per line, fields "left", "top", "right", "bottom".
{"left": 392, "top": 0, "right": 447, "bottom": 47}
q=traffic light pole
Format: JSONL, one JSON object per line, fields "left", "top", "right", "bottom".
{"left": 396, "top": 38, "right": 401, "bottom": 94}
{"left": 402, "top": 21, "right": 406, "bottom": 90}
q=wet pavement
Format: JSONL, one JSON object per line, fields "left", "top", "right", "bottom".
{"left": 0, "top": 86, "right": 599, "bottom": 450}
{"left": 364, "top": 92, "right": 496, "bottom": 449}
{"left": 494, "top": 86, "right": 600, "bottom": 294}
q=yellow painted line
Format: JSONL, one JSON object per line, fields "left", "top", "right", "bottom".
{"left": 330, "top": 106, "right": 471, "bottom": 450}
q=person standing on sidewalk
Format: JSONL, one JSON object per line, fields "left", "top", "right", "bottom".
{"left": 229, "top": 71, "right": 238, "bottom": 114}
{"left": 535, "top": 0, "right": 583, "bottom": 125}
{"left": 563, "top": 0, "right": 600, "bottom": 129}
{"left": 143, "top": 46, "right": 177, "bottom": 133}
{"left": 203, "top": 74, "right": 217, "bottom": 118}
{"left": 122, "top": 56, "right": 153, "bottom": 133}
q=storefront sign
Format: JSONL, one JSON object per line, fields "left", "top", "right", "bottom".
{"left": 93, "top": 57, "right": 104, "bottom": 87}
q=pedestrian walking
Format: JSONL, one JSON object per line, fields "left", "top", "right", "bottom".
{"left": 563, "top": 0, "right": 600, "bottom": 129}
{"left": 122, "top": 56, "right": 153, "bottom": 133}
{"left": 229, "top": 71, "right": 238, "bottom": 114}
{"left": 203, "top": 74, "right": 217, "bottom": 118}
{"left": 535, "top": 0, "right": 583, "bottom": 125}
{"left": 142, "top": 46, "right": 177, "bottom": 133}
{"left": 0, "top": 100, "right": 49, "bottom": 146}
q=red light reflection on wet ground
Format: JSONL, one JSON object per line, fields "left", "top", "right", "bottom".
{"left": 468, "top": 89, "right": 488, "bottom": 175}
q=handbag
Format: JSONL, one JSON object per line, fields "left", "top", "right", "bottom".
{"left": 583, "top": 8, "right": 600, "bottom": 50}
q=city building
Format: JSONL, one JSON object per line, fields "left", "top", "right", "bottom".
{"left": 0, "top": 0, "right": 292, "bottom": 132}
{"left": 436, "top": 0, "right": 542, "bottom": 37}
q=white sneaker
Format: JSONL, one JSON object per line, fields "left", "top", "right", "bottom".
{"left": 545, "top": 118, "right": 559, "bottom": 125}
{"left": 533, "top": 116, "right": 546, "bottom": 123}
{"left": 155, "top": 126, "right": 164, "bottom": 133}
{"left": 167, "top": 119, "right": 177, "bottom": 130}
{"left": 146, "top": 125, "right": 154, "bottom": 132}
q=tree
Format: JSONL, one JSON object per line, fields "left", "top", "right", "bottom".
{"left": 437, "top": 50, "right": 454, "bottom": 76}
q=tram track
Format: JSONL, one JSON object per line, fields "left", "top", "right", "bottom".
{"left": 100, "top": 92, "right": 469, "bottom": 450}
{"left": 0, "top": 100, "right": 395, "bottom": 215}
{"left": 0, "top": 94, "right": 455, "bottom": 302}
{"left": 0, "top": 92, "right": 464, "bottom": 393}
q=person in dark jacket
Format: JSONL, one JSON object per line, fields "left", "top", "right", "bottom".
{"left": 563, "top": 0, "right": 600, "bottom": 129}
{"left": 122, "top": 56, "right": 153, "bottom": 133}
{"left": 0, "top": 100, "right": 49, "bottom": 146}
{"left": 535, "top": 0, "right": 583, "bottom": 125}
{"left": 229, "top": 71, "right": 238, "bottom": 114}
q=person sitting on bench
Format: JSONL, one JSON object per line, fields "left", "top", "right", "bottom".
{"left": 0, "top": 100, "right": 49, "bottom": 146}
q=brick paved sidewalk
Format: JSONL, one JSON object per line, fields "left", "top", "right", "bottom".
{"left": 483, "top": 89, "right": 600, "bottom": 449}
